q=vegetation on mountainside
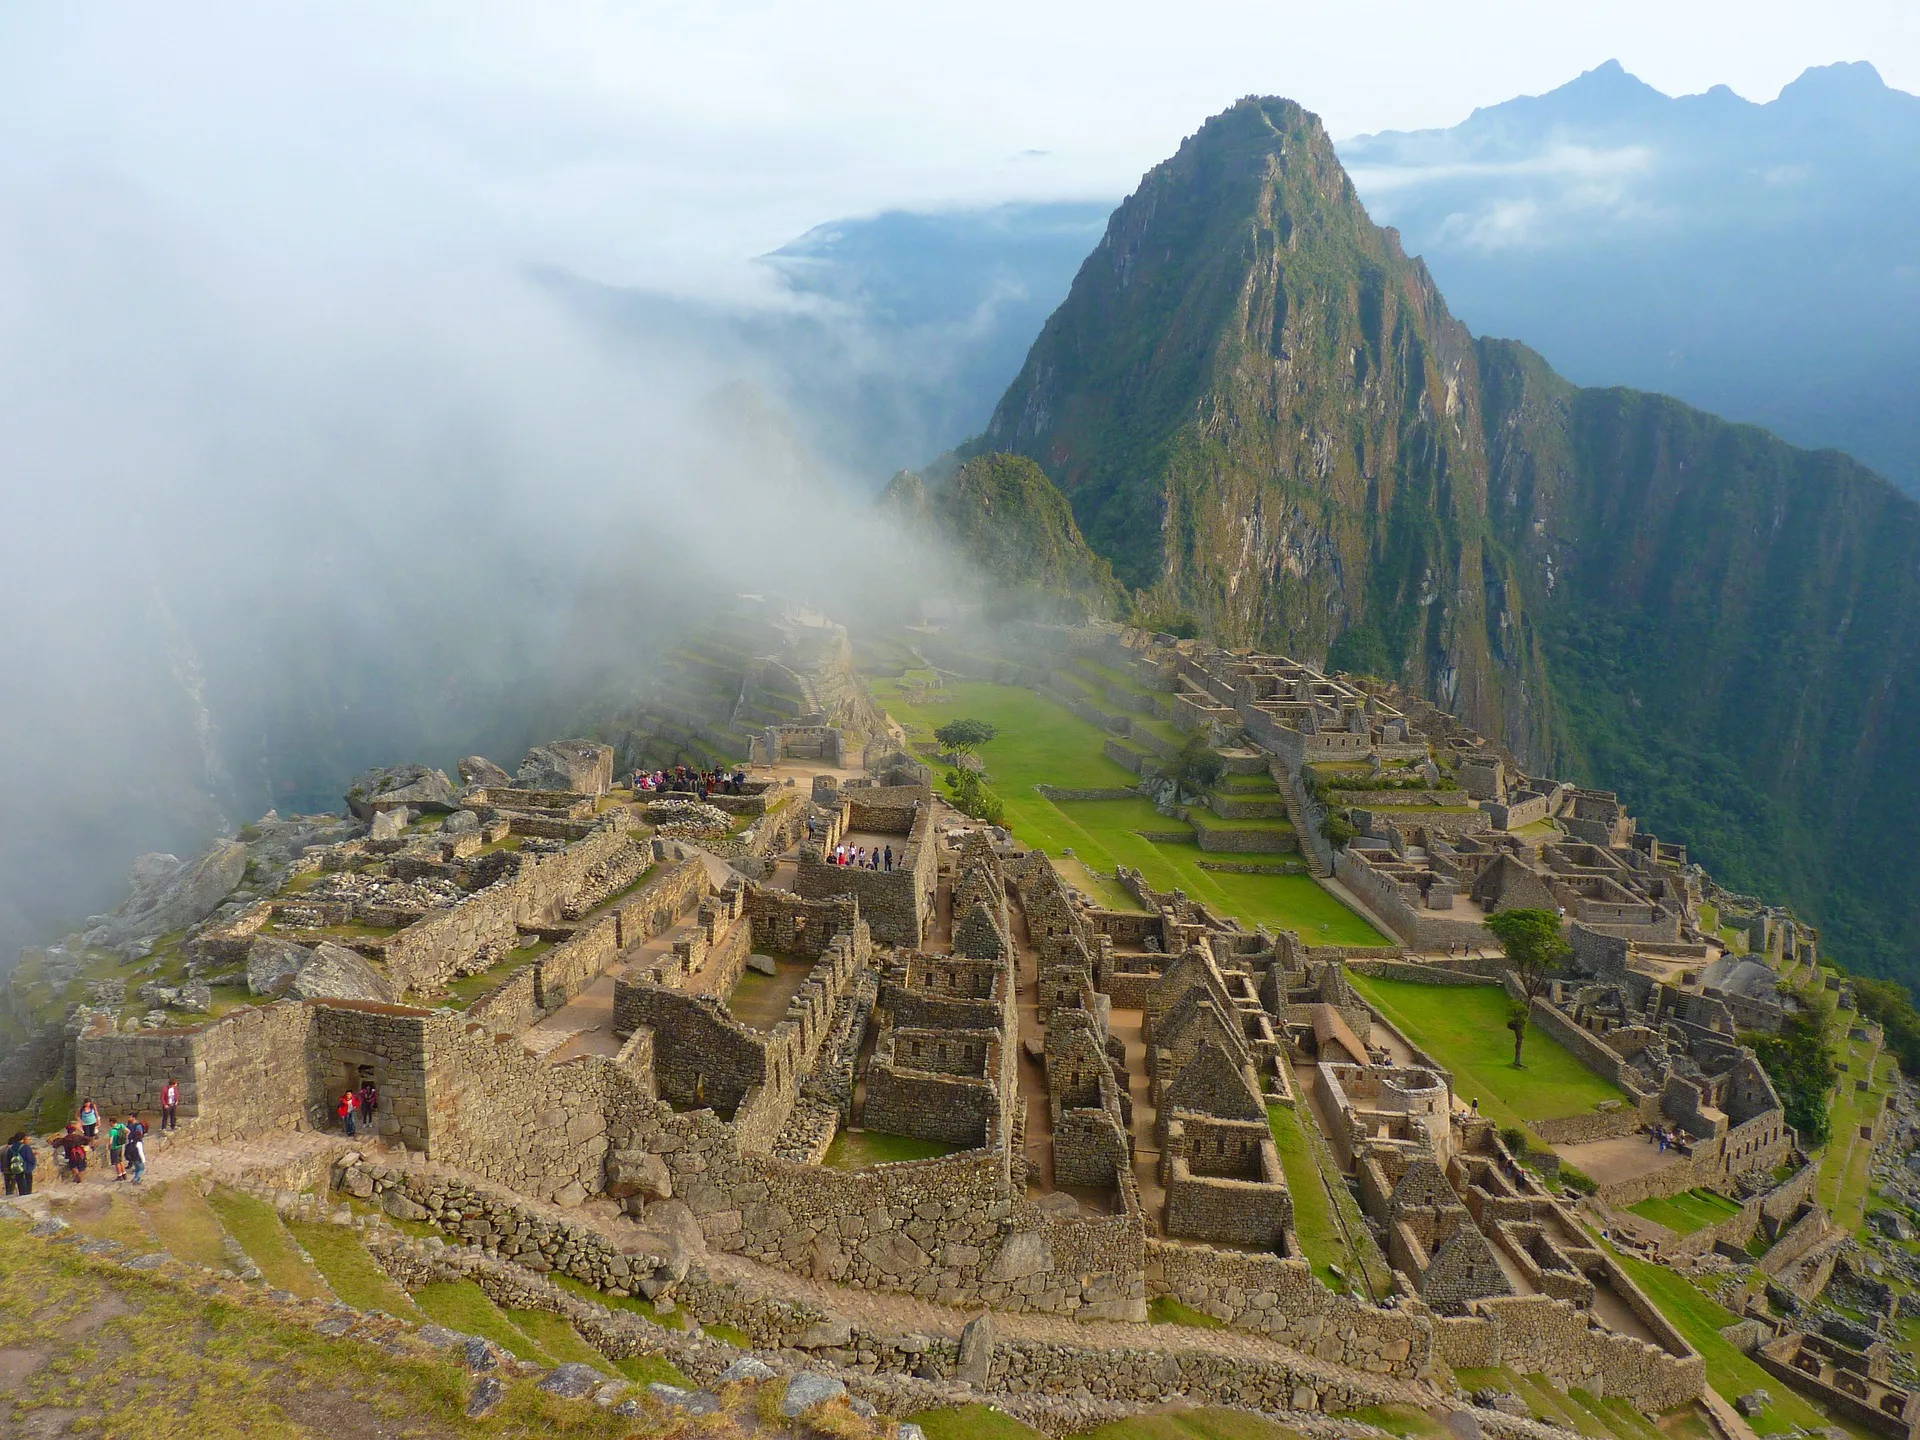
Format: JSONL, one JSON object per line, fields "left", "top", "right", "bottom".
{"left": 1484, "top": 908, "right": 1571, "bottom": 1067}
{"left": 879, "top": 454, "right": 1125, "bottom": 620}
{"left": 1849, "top": 975, "right": 1920, "bottom": 1076}
{"left": 961, "top": 90, "right": 1920, "bottom": 992}
{"left": 1746, "top": 1002, "right": 1837, "bottom": 1147}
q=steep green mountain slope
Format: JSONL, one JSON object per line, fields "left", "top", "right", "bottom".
{"left": 880, "top": 454, "right": 1124, "bottom": 620}
{"left": 978, "top": 96, "right": 1920, "bottom": 984}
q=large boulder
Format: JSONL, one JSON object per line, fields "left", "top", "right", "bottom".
{"left": 343, "top": 764, "right": 459, "bottom": 821}
{"left": 285, "top": 941, "right": 396, "bottom": 1004}
{"left": 368, "top": 807, "right": 412, "bottom": 841}
{"left": 246, "top": 936, "right": 314, "bottom": 996}
{"left": 457, "top": 755, "right": 512, "bottom": 788}
{"left": 604, "top": 1149, "right": 673, "bottom": 1202}
{"left": 83, "top": 839, "right": 248, "bottom": 956}
{"left": 516, "top": 740, "right": 614, "bottom": 797}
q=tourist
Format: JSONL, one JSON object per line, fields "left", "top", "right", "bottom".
{"left": 59, "top": 1124, "right": 87, "bottom": 1184}
{"left": 160, "top": 1077, "right": 180, "bottom": 1132}
{"left": 884, "top": 845, "right": 893, "bottom": 871}
{"left": 3, "top": 1133, "right": 34, "bottom": 1197}
{"left": 127, "top": 1113, "right": 147, "bottom": 1155}
{"left": 78, "top": 1098, "right": 99, "bottom": 1142}
{"left": 107, "top": 1116, "right": 128, "bottom": 1181}
{"left": 1469, "top": 1097, "right": 1479, "bottom": 1116}
{"left": 125, "top": 1125, "right": 146, "bottom": 1184}
{"left": 338, "top": 1089, "right": 360, "bottom": 1138}
{"left": 359, "top": 1079, "right": 380, "bottom": 1134}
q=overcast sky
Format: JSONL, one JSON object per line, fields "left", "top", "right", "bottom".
{"left": 3, "top": 1, "right": 1914, "bottom": 298}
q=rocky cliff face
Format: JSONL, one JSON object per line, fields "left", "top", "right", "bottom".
{"left": 980, "top": 96, "right": 1920, "bottom": 982}
{"left": 981, "top": 97, "right": 1551, "bottom": 755}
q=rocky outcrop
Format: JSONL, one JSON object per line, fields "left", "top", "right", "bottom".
{"left": 249, "top": 939, "right": 397, "bottom": 1004}
{"left": 458, "top": 755, "right": 513, "bottom": 788}
{"left": 291, "top": 941, "right": 397, "bottom": 1004}
{"left": 516, "top": 740, "right": 615, "bottom": 797}
{"left": 246, "top": 936, "right": 314, "bottom": 997}
{"left": 344, "top": 764, "right": 460, "bottom": 820}
{"left": 81, "top": 839, "right": 248, "bottom": 957}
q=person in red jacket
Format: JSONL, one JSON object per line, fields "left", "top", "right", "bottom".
{"left": 160, "top": 1077, "right": 180, "bottom": 1132}
{"left": 337, "top": 1089, "right": 359, "bottom": 1138}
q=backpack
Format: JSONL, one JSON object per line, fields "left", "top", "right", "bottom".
{"left": 6, "top": 1148, "right": 22, "bottom": 1177}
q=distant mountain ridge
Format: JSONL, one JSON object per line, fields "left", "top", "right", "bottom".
{"left": 975, "top": 95, "right": 1920, "bottom": 986}
{"left": 1340, "top": 59, "right": 1920, "bottom": 493}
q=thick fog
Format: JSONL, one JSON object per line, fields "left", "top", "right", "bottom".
{"left": 0, "top": 8, "right": 948, "bottom": 962}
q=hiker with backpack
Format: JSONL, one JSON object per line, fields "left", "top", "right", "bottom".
{"left": 107, "top": 1117, "right": 129, "bottom": 1181}
{"left": 58, "top": 1124, "right": 88, "bottom": 1183}
{"left": 3, "top": 1133, "right": 33, "bottom": 1196}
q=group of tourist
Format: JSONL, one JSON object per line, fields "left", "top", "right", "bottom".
{"left": 629, "top": 765, "right": 750, "bottom": 799}
{"left": 4, "top": 1081, "right": 182, "bottom": 1194}
{"left": 1650, "top": 1124, "right": 1686, "bottom": 1154}
{"left": 335, "top": 1080, "right": 381, "bottom": 1138}
{"left": 829, "top": 843, "right": 894, "bottom": 871}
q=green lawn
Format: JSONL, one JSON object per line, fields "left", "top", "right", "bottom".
{"left": 909, "top": 1406, "right": 1049, "bottom": 1440}
{"left": 1268, "top": 1100, "right": 1392, "bottom": 1294}
{"left": 824, "top": 1129, "right": 960, "bottom": 1168}
{"left": 876, "top": 679, "right": 1385, "bottom": 944}
{"left": 1627, "top": 1189, "right": 1744, "bottom": 1236}
{"left": 1146, "top": 1296, "right": 1226, "bottom": 1328}
{"left": 1819, "top": 1030, "right": 1892, "bottom": 1235}
{"left": 206, "top": 1186, "right": 332, "bottom": 1299}
{"left": 139, "top": 1181, "right": 235, "bottom": 1272}
{"left": 1348, "top": 974, "right": 1626, "bottom": 1134}
{"left": 1077, "top": 1407, "right": 1313, "bottom": 1440}
{"left": 1610, "top": 1247, "right": 1836, "bottom": 1435}
{"left": 414, "top": 1280, "right": 550, "bottom": 1362}
{"left": 287, "top": 1221, "right": 419, "bottom": 1317}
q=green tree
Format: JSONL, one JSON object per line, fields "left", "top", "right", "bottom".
{"left": 944, "top": 767, "right": 1005, "bottom": 827}
{"left": 934, "top": 718, "right": 999, "bottom": 757}
{"left": 1748, "top": 1004, "right": 1837, "bottom": 1146}
{"left": 1168, "top": 734, "right": 1225, "bottom": 796}
{"left": 1485, "top": 908, "right": 1571, "bottom": 1067}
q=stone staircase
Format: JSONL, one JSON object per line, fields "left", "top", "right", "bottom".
{"left": 1278, "top": 767, "right": 1333, "bottom": 878}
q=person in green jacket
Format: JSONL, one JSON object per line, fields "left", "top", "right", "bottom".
{"left": 106, "top": 1119, "right": 128, "bottom": 1181}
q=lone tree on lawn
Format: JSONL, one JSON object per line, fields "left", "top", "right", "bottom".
{"left": 1485, "top": 907, "right": 1570, "bottom": 1068}
{"left": 934, "top": 717, "right": 998, "bottom": 758}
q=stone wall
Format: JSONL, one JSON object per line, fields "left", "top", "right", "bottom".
{"left": 1145, "top": 1241, "right": 1430, "bottom": 1378}
{"left": 1434, "top": 1287, "right": 1702, "bottom": 1410}
{"left": 846, "top": 785, "right": 927, "bottom": 834}
{"left": 1530, "top": 1109, "right": 1644, "bottom": 1146}
{"left": 1333, "top": 851, "right": 1495, "bottom": 949}
{"left": 308, "top": 1002, "right": 434, "bottom": 1147}
{"left": 796, "top": 805, "right": 935, "bottom": 945}
{"left": 74, "top": 1001, "right": 314, "bottom": 1140}
{"left": 423, "top": 1014, "right": 656, "bottom": 1206}
{"left": 1347, "top": 961, "right": 1500, "bottom": 988}
{"left": 377, "top": 821, "right": 650, "bottom": 997}
{"left": 349, "top": 1162, "right": 1421, "bottom": 1414}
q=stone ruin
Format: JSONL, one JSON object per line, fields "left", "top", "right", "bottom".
{"left": 26, "top": 637, "right": 1730, "bottom": 1417}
